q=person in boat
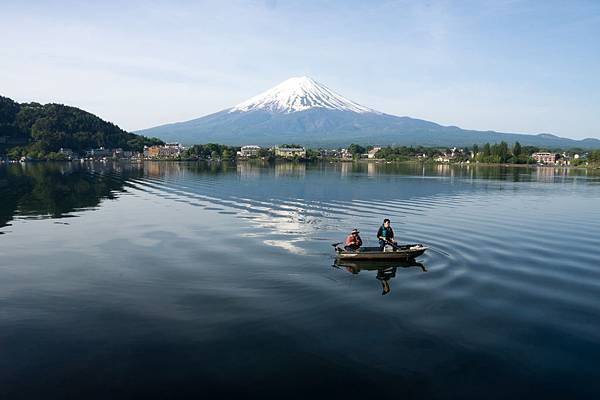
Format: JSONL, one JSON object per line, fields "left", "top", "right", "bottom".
{"left": 377, "top": 218, "right": 397, "bottom": 251}
{"left": 344, "top": 228, "right": 363, "bottom": 252}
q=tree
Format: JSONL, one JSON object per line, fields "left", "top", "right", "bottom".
{"left": 483, "top": 143, "right": 491, "bottom": 157}
{"left": 0, "top": 95, "right": 163, "bottom": 158}
{"left": 498, "top": 141, "right": 509, "bottom": 163}
{"left": 347, "top": 143, "right": 365, "bottom": 156}
{"left": 513, "top": 141, "right": 522, "bottom": 157}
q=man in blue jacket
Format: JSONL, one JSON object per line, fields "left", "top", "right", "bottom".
{"left": 376, "top": 218, "right": 397, "bottom": 251}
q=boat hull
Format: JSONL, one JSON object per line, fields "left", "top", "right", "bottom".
{"left": 335, "top": 244, "right": 427, "bottom": 261}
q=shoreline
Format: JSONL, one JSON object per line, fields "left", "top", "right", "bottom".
{"left": 2, "top": 158, "right": 598, "bottom": 170}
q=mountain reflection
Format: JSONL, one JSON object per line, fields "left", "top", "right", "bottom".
{"left": 334, "top": 259, "right": 427, "bottom": 295}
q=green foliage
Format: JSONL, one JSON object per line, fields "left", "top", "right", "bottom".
{"left": 0, "top": 95, "right": 163, "bottom": 159}
{"left": 589, "top": 150, "right": 600, "bottom": 164}
{"left": 521, "top": 145, "right": 540, "bottom": 156}
{"left": 483, "top": 143, "right": 491, "bottom": 157}
{"left": 258, "top": 148, "right": 274, "bottom": 160}
{"left": 473, "top": 141, "right": 537, "bottom": 164}
{"left": 347, "top": 143, "right": 366, "bottom": 156}
{"left": 305, "top": 148, "right": 320, "bottom": 161}
{"left": 6, "top": 146, "right": 24, "bottom": 160}
{"left": 183, "top": 143, "right": 239, "bottom": 160}
{"left": 513, "top": 141, "right": 522, "bottom": 157}
{"left": 376, "top": 146, "right": 428, "bottom": 160}
{"left": 0, "top": 96, "right": 23, "bottom": 137}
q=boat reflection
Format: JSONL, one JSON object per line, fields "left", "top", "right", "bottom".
{"left": 333, "top": 259, "right": 427, "bottom": 295}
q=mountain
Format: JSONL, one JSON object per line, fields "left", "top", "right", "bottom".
{"left": 230, "top": 76, "right": 376, "bottom": 114}
{"left": 136, "top": 77, "right": 600, "bottom": 148}
{"left": 0, "top": 95, "right": 162, "bottom": 157}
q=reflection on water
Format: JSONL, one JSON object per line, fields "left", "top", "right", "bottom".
{"left": 334, "top": 259, "right": 427, "bottom": 295}
{"left": 1, "top": 161, "right": 600, "bottom": 398}
{"left": 0, "top": 162, "right": 142, "bottom": 230}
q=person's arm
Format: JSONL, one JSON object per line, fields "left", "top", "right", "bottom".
{"left": 389, "top": 227, "right": 394, "bottom": 239}
{"left": 376, "top": 226, "right": 383, "bottom": 239}
{"left": 357, "top": 236, "right": 363, "bottom": 246}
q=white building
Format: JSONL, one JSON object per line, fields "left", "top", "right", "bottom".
{"left": 532, "top": 152, "right": 557, "bottom": 164}
{"left": 275, "top": 147, "right": 306, "bottom": 158}
{"left": 238, "top": 145, "right": 261, "bottom": 158}
{"left": 367, "top": 147, "right": 382, "bottom": 159}
{"left": 159, "top": 143, "right": 183, "bottom": 157}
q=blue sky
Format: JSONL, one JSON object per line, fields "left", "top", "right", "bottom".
{"left": 1, "top": 0, "right": 599, "bottom": 139}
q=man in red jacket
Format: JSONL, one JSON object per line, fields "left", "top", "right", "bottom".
{"left": 344, "top": 229, "right": 363, "bottom": 251}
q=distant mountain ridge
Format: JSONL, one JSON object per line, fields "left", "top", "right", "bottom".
{"left": 132, "top": 76, "right": 598, "bottom": 148}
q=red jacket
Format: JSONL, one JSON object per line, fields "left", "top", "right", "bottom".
{"left": 344, "top": 234, "right": 362, "bottom": 247}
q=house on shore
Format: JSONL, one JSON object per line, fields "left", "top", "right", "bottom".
{"left": 274, "top": 146, "right": 306, "bottom": 158}
{"left": 532, "top": 152, "right": 557, "bottom": 164}
{"left": 144, "top": 143, "right": 183, "bottom": 158}
{"left": 59, "top": 148, "right": 74, "bottom": 159}
{"left": 367, "top": 147, "right": 382, "bottom": 159}
{"left": 85, "top": 147, "right": 112, "bottom": 158}
{"left": 237, "top": 145, "right": 261, "bottom": 158}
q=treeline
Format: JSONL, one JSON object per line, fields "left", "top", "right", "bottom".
{"left": 588, "top": 150, "right": 600, "bottom": 164}
{"left": 472, "top": 142, "right": 534, "bottom": 164}
{"left": 0, "top": 96, "right": 163, "bottom": 159}
{"left": 373, "top": 145, "right": 442, "bottom": 160}
{"left": 182, "top": 144, "right": 240, "bottom": 160}
{"left": 372, "top": 141, "right": 590, "bottom": 164}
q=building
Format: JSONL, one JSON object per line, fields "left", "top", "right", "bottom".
{"left": 275, "top": 147, "right": 306, "bottom": 158}
{"left": 59, "top": 148, "right": 74, "bottom": 158}
{"left": 237, "top": 145, "right": 261, "bottom": 158}
{"left": 85, "top": 147, "right": 111, "bottom": 158}
{"left": 144, "top": 143, "right": 183, "bottom": 158}
{"left": 144, "top": 145, "right": 161, "bottom": 158}
{"left": 367, "top": 147, "right": 382, "bottom": 159}
{"left": 159, "top": 143, "right": 183, "bottom": 157}
{"left": 340, "top": 148, "right": 353, "bottom": 159}
{"left": 113, "top": 149, "right": 134, "bottom": 158}
{"left": 532, "top": 152, "right": 557, "bottom": 164}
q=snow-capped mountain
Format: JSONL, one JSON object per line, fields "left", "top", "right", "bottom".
{"left": 136, "top": 77, "right": 600, "bottom": 148}
{"left": 229, "top": 76, "right": 377, "bottom": 114}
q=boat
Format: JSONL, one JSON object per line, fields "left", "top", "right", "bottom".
{"left": 333, "top": 243, "right": 427, "bottom": 261}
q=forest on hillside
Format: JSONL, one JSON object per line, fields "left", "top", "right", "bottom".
{"left": 0, "top": 96, "right": 162, "bottom": 159}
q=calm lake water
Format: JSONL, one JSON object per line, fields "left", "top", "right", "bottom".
{"left": 1, "top": 161, "right": 600, "bottom": 399}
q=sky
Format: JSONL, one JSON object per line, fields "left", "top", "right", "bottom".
{"left": 1, "top": 0, "right": 599, "bottom": 139}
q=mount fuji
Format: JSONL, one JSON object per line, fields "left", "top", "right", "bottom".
{"left": 136, "top": 77, "right": 600, "bottom": 148}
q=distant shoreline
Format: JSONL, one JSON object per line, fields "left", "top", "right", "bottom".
{"left": 3, "top": 158, "right": 598, "bottom": 170}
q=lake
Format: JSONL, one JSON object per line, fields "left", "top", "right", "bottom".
{"left": 1, "top": 161, "right": 600, "bottom": 399}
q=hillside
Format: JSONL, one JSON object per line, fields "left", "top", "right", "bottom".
{"left": 0, "top": 96, "right": 162, "bottom": 159}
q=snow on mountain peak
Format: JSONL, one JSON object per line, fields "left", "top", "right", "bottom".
{"left": 230, "top": 76, "right": 378, "bottom": 114}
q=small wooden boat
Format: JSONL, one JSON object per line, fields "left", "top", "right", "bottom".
{"left": 333, "top": 243, "right": 427, "bottom": 261}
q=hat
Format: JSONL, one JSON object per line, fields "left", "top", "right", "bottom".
{"left": 351, "top": 229, "right": 360, "bottom": 234}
